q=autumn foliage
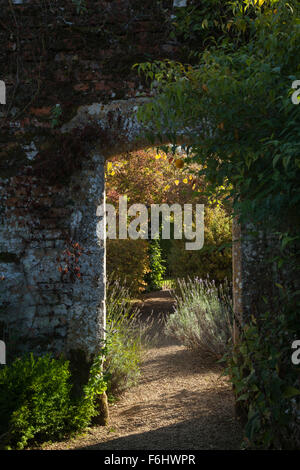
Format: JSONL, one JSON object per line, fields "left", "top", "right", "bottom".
{"left": 105, "top": 147, "right": 232, "bottom": 291}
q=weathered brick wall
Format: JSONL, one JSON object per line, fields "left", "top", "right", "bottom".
{"left": 0, "top": 0, "right": 178, "bottom": 120}
{"left": 0, "top": 0, "right": 183, "bottom": 361}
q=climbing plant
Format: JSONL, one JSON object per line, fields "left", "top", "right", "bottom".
{"left": 144, "top": 239, "right": 166, "bottom": 292}
{"left": 135, "top": 0, "right": 300, "bottom": 448}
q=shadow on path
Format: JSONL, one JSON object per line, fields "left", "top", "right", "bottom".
{"left": 80, "top": 415, "right": 241, "bottom": 450}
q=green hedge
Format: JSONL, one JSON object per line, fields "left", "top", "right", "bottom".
{"left": 0, "top": 353, "right": 106, "bottom": 449}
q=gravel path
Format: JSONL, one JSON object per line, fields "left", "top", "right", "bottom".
{"left": 43, "top": 291, "right": 242, "bottom": 450}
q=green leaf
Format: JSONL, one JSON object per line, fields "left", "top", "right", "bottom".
{"left": 237, "top": 393, "right": 249, "bottom": 402}
{"left": 283, "top": 386, "right": 300, "bottom": 399}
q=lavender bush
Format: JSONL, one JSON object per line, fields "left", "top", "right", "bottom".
{"left": 165, "top": 277, "right": 233, "bottom": 359}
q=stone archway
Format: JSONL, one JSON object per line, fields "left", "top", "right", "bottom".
{"left": 62, "top": 96, "right": 247, "bottom": 360}
{"left": 0, "top": 96, "right": 246, "bottom": 368}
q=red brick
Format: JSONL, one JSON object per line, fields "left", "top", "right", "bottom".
{"left": 73, "top": 83, "right": 89, "bottom": 92}
{"left": 30, "top": 107, "right": 52, "bottom": 117}
{"left": 94, "top": 81, "right": 110, "bottom": 91}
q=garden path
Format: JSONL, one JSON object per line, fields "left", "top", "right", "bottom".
{"left": 42, "top": 290, "right": 242, "bottom": 450}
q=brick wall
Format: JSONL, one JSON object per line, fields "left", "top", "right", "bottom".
{"left": 0, "top": 0, "right": 184, "bottom": 360}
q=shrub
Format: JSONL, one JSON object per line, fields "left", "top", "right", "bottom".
{"left": 105, "top": 326, "right": 142, "bottom": 397}
{"left": 104, "top": 278, "right": 149, "bottom": 396}
{"left": 167, "top": 206, "right": 232, "bottom": 283}
{"left": 0, "top": 354, "right": 72, "bottom": 449}
{"left": 0, "top": 353, "right": 106, "bottom": 449}
{"left": 165, "top": 277, "right": 233, "bottom": 359}
{"left": 223, "top": 292, "right": 300, "bottom": 450}
{"left": 106, "top": 238, "right": 150, "bottom": 295}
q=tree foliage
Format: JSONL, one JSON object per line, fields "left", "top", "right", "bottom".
{"left": 105, "top": 148, "right": 232, "bottom": 287}
{"left": 135, "top": 0, "right": 300, "bottom": 448}
{"left": 168, "top": 205, "right": 232, "bottom": 283}
{"left": 137, "top": 0, "right": 300, "bottom": 234}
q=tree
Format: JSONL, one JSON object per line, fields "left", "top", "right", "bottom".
{"left": 135, "top": 0, "right": 300, "bottom": 449}
{"left": 106, "top": 148, "right": 232, "bottom": 287}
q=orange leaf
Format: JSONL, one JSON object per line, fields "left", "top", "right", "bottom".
{"left": 175, "top": 159, "right": 184, "bottom": 169}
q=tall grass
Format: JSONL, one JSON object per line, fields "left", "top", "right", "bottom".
{"left": 105, "top": 278, "right": 151, "bottom": 396}
{"left": 165, "top": 277, "right": 233, "bottom": 359}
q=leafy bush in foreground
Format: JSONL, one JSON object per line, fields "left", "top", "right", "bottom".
{"left": 223, "top": 292, "right": 300, "bottom": 450}
{"left": 0, "top": 353, "right": 106, "bottom": 449}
